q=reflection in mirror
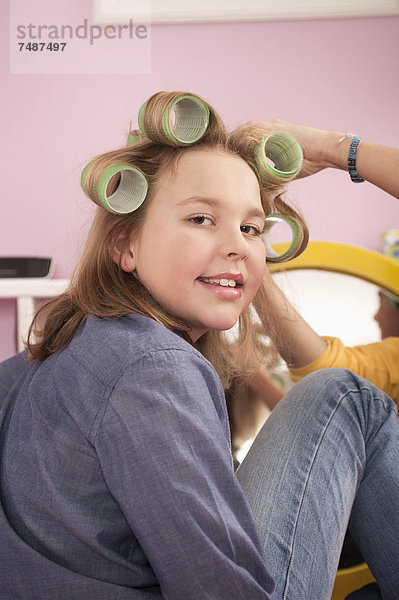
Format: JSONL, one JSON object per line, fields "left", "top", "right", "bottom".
{"left": 268, "top": 240, "right": 399, "bottom": 348}
{"left": 272, "top": 269, "right": 382, "bottom": 347}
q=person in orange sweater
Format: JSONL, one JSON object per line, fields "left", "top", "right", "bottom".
{"left": 254, "top": 274, "right": 399, "bottom": 407}
{"left": 244, "top": 119, "right": 399, "bottom": 407}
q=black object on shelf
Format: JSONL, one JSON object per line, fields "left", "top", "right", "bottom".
{"left": 0, "top": 257, "right": 52, "bottom": 278}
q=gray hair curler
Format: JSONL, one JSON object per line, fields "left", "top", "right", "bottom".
{"left": 256, "top": 131, "right": 303, "bottom": 182}
{"left": 81, "top": 162, "right": 149, "bottom": 215}
{"left": 262, "top": 214, "right": 300, "bottom": 262}
{"left": 138, "top": 93, "right": 210, "bottom": 146}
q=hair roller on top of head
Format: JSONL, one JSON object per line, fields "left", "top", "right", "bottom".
{"left": 256, "top": 131, "right": 303, "bottom": 183}
{"left": 138, "top": 92, "right": 210, "bottom": 146}
{"left": 81, "top": 161, "right": 149, "bottom": 215}
{"left": 262, "top": 214, "right": 301, "bottom": 263}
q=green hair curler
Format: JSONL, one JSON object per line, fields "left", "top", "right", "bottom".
{"left": 81, "top": 162, "right": 149, "bottom": 215}
{"left": 138, "top": 93, "right": 210, "bottom": 146}
{"left": 262, "top": 214, "right": 300, "bottom": 262}
{"left": 256, "top": 131, "right": 303, "bottom": 182}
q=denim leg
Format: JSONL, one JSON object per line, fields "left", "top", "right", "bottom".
{"left": 236, "top": 369, "right": 399, "bottom": 600}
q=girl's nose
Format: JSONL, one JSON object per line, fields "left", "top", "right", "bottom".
{"left": 222, "top": 228, "right": 248, "bottom": 260}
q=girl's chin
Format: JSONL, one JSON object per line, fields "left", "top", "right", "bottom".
{"left": 188, "top": 319, "right": 240, "bottom": 342}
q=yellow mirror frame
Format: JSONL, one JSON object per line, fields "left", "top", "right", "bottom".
{"left": 269, "top": 240, "right": 399, "bottom": 298}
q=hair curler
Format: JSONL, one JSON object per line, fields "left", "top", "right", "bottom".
{"left": 256, "top": 131, "right": 303, "bottom": 182}
{"left": 81, "top": 162, "right": 149, "bottom": 215}
{"left": 138, "top": 93, "right": 210, "bottom": 146}
{"left": 262, "top": 214, "right": 300, "bottom": 262}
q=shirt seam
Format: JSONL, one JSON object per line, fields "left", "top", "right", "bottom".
{"left": 87, "top": 346, "right": 217, "bottom": 444}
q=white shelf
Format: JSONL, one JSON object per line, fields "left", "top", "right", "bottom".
{"left": 0, "top": 278, "right": 69, "bottom": 298}
{"left": 0, "top": 278, "right": 69, "bottom": 352}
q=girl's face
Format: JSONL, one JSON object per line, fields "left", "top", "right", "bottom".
{"left": 125, "top": 149, "right": 267, "bottom": 341}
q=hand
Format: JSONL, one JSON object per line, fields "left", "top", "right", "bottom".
{"left": 235, "top": 120, "right": 399, "bottom": 199}
{"left": 237, "top": 120, "right": 345, "bottom": 179}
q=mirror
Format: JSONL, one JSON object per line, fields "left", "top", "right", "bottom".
{"left": 272, "top": 270, "right": 381, "bottom": 346}
{"left": 269, "top": 241, "right": 399, "bottom": 347}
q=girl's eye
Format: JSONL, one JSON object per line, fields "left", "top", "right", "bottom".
{"left": 240, "top": 224, "right": 262, "bottom": 236}
{"left": 190, "top": 215, "right": 213, "bottom": 226}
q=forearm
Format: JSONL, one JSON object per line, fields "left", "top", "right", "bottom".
{"left": 245, "top": 366, "right": 284, "bottom": 409}
{"left": 255, "top": 277, "right": 327, "bottom": 368}
{"left": 319, "top": 133, "right": 399, "bottom": 198}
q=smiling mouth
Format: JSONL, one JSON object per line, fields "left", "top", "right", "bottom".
{"left": 198, "top": 277, "right": 242, "bottom": 288}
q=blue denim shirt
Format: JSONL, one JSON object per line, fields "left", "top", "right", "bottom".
{"left": 0, "top": 314, "right": 277, "bottom": 599}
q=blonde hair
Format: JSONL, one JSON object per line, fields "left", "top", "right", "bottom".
{"left": 28, "top": 91, "right": 308, "bottom": 387}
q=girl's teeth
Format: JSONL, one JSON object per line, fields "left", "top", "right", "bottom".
{"left": 202, "top": 277, "right": 237, "bottom": 287}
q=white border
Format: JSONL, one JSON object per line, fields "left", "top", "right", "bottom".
{"left": 94, "top": 0, "right": 399, "bottom": 24}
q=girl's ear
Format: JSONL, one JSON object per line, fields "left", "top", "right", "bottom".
{"left": 111, "top": 232, "right": 136, "bottom": 273}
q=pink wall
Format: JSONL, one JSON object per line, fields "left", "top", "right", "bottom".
{"left": 1, "top": 1, "right": 399, "bottom": 360}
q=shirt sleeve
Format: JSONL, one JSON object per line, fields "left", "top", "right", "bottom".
{"left": 289, "top": 336, "right": 399, "bottom": 407}
{"left": 94, "top": 347, "right": 277, "bottom": 600}
{"left": 0, "top": 351, "right": 28, "bottom": 401}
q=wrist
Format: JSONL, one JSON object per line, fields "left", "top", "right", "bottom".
{"left": 320, "top": 131, "right": 352, "bottom": 171}
{"left": 327, "top": 132, "right": 365, "bottom": 183}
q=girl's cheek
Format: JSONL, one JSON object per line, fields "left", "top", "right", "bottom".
{"left": 255, "top": 263, "right": 267, "bottom": 290}
{"left": 256, "top": 246, "right": 267, "bottom": 274}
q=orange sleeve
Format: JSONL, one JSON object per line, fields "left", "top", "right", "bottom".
{"left": 289, "top": 336, "right": 399, "bottom": 407}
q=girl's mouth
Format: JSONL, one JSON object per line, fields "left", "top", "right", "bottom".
{"left": 197, "top": 275, "right": 244, "bottom": 299}
{"left": 198, "top": 277, "right": 242, "bottom": 288}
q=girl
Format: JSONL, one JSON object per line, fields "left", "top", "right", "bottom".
{"left": 0, "top": 92, "right": 398, "bottom": 600}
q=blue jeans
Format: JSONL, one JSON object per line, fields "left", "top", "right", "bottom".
{"left": 236, "top": 369, "right": 399, "bottom": 600}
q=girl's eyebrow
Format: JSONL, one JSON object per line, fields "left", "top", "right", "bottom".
{"left": 178, "top": 196, "right": 266, "bottom": 220}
